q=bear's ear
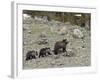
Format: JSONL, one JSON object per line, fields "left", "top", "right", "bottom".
{"left": 63, "top": 39, "right": 67, "bottom": 42}
{"left": 47, "top": 47, "right": 50, "bottom": 49}
{"left": 66, "top": 41, "right": 69, "bottom": 44}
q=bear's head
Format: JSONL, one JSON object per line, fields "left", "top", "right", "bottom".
{"left": 62, "top": 39, "right": 69, "bottom": 44}
{"left": 45, "top": 47, "right": 52, "bottom": 54}
{"left": 45, "top": 47, "right": 51, "bottom": 52}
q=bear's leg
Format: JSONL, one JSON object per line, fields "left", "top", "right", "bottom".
{"left": 63, "top": 47, "right": 66, "bottom": 52}
{"left": 42, "top": 54, "right": 44, "bottom": 57}
{"left": 29, "top": 55, "right": 33, "bottom": 60}
{"left": 26, "top": 57, "right": 29, "bottom": 60}
{"left": 54, "top": 50, "right": 58, "bottom": 55}
{"left": 33, "top": 55, "right": 36, "bottom": 59}
{"left": 39, "top": 54, "right": 41, "bottom": 58}
{"left": 43, "top": 53, "right": 46, "bottom": 57}
{"left": 44, "top": 52, "right": 47, "bottom": 57}
{"left": 40, "top": 53, "right": 44, "bottom": 57}
{"left": 26, "top": 56, "right": 31, "bottom": 61}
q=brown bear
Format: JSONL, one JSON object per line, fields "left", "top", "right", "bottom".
{"left": 54, "top": 39, "right": 69, "bottom": 55}
{"left": 26, "top": 50, "right": 38, "bottom": 61}
{"left": 39, "top": 47, "right": 52, "bottom": 58}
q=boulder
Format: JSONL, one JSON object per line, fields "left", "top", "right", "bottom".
{"left": 34, "top": 16, "right": 48, "bottom": 23}
{"left": 23, "top": 14, "right": 33, "bottom": 24}
{"left": 73, "top": 29, "right": 84, "bottom": 39}
{"left": 37, "top": 32, "right": 49, "bottom": 45}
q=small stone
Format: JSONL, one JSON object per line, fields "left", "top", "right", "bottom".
{"left": 66, "top": 48, "right": 76, "bottom": 57}
{"left": 82, "top": 45, "right": 85, "bottom": 48}
{"left": 50, "top": 61, "right": 55, "bottom": 65}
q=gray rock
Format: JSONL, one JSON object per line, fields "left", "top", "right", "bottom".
{"left": 63, "top": 48, "right": 76, "bottom": 57}
{"left": 37, "top": 38, "right": 49, "bottom": 45}
{"left": 23, "top": 14, "right": 33, "bottom": 24}
{"left": 73, "top": 29, "right": 84, "bottom": 39}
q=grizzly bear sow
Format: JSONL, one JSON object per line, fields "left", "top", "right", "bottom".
{"left": 54, "top": 39, "right": 69, "bottom": 55}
